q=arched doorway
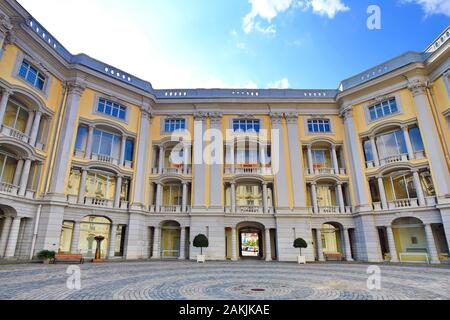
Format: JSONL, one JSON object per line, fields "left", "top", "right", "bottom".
{"left": 236, "top": 222, "right": 266, "bottom": 260}
{"left": 392, "top": 217, "right": 428, "bottom": 262}
{"left": 320, "top": 222, "right": 343, "bottom": 255}
{"left": 160, "top": 221, "right": 181, "bottom": 258}
{"left": 78, "top": 216, "right": 111, "bottom": 259}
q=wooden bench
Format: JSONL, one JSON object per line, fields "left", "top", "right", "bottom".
{"left": 52, "top": 253, "right": 84, "bottom": 264}
{"left": 323, "top": 252, "right": 344, "bottom": 261}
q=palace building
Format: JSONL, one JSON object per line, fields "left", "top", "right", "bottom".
{"left": 0, "top": 0, "right": 449, "bottom": 264}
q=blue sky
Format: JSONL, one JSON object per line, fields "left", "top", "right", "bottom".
{"left": 17, "top": 0, "right": 450, "bottom": 89}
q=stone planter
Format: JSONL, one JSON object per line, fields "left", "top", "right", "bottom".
{"left": 297, "top": 255, "right": 306, "bottom": 265}
{"left": 42, "top": 258, "right": 51, "bottom": 265}
{"left": 197, "top": 255, "right": 206, "bottom": 263}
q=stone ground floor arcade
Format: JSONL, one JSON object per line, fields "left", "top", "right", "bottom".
{"left": 0, "top": 199, "right": 449, "bottom": 264}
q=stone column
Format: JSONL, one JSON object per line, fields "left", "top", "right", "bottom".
{"left": 265, "top": 228, "right": 272, "bottom": 261}
{"left": 231, "top": 227, "right": 237, "bottom": 261}
{"left": 343, "top": 228, "right": 353, "bottom": 261}
{"left": 24, "top": 111, "right": 35, "bottom": 137}
{"left": 155, "top": 183, "right": 162, "bottom": 212}
{"left": 179, "top": 227, "right": 186, "bottom": 260}
{"left": 331, "top": 145, "right": 339, "bottom": 174}
{"left": 158, "top": 145, "right": 165, "bottom": 174}
{"left": 229, "top": 142, "right": 235, "bottom": 173}
{"left": 4, "top": 217, "right": 21, "bottom": 258}
{"left": 152, "top": 227, "right": 161, "bottom": 259}
{"left": 18, "top": 159, "right": 31, "bottom": 196}
{"left": 369, "top": 135, "right": 380, "bottom": 167}
{"left": 0, "top": 216, "right": 12, "bottom": 257}
{"left": 230, "top": 182, "right": 236, "bottom": 213}
{"left": 402, "top": 125, "right": 414, "bottom": 160}
{"left": 386, "top": 226, "right": 398, "bottom": 262}
{"left": 114, "top": 175, "right": 123, "bottom": 208}
{"left": 132, "top": 106, "right": 152, "bottom": 208}
{"left": 0, "top": 88, "right": 12, "bottom": 125}
{"left": 307, "top": 144, "right": 314, "bottom": 174}
{"left": 270, "top": 112, "right": 289, "bottom": 209}
{"left": 119, "top": 136, "right": 127, "bottom": 166}
{"left": 377, "top": 175, "right": 388, "bottom": 209}
{"left": 311, "top": 182, "right": 318, "bottom": 213}
{"left": 108, "top": 224, "right": 117, "bottom": 258}
{"left": 316, "top": 228, "right": 325, "bottom": 261}
{"left": 209, "top": 112, "right": 223, "bottom": 209}
{"left": 71, "top": 222, "right": 81, "bottom": 254}
{"left": 85, "top": 125, "right": 95, "bottom": 159}
{"left": 412, "top": 169, "right": 426, "bottom": 206}
{"left": 409, "top": 80, "right": 450, "bottom": 198}
{"left": 285, "top": 112, "right": 306, "bottom": 207}
{"left": 29, "top": 111, "right": 42, "bottom": 146}
{"left": 12, "top": 159, "right": 24, "bottom": 186}
{"left": 262, "top": 182, "right": 268, "bottom": 213}
{"left": 337, "top": 183, "right": 345, "bottom": 213}
{"left": 183, "top": 144, "right": 190, "bottom": 174}
{"left": 342, "top": 108, "right": 370, "bottom": 209}
{"left": 49, "top": 81, "right": 85, "bottom": 196}
{"left": 193, "top": 112, "right": 207, "bottom": 208}
{"left": 182, "top": 182, "right": 188, "bottom": 212}
{"left": 424, "top": 224, "right": 440, "bottom": 264}
{"left": 78, "top": 169, "right": 87, "bottom": 204}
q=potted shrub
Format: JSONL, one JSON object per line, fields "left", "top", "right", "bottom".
{"left": 293, "top": 238, "right": 308, "bottom": 264}
{"left": 37, "top": 250, "right": 56, "bottom": 264}
{"left": 193, "top": 234, "right": 209, "bottom": 263}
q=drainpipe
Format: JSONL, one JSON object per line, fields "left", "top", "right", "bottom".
{"left": 29, "top": 204, "right": 42, "bottom": 260}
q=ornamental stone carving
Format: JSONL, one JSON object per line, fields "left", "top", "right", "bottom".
{"left": 269, "top": 112, "right": 284, "bottom": 124}
{"left": 285, "top": 112, "right": 299, "bottom": 124}
{"left": 408, "top": 80, "right": 427, "bottom": 97}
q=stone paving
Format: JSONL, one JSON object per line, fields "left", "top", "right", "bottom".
{"left": 0, "top": 260, "right": 449, "bottom": 300}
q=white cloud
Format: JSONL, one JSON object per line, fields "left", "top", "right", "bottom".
{"left": 267, "top": 77, "right": 290, "bottom": 89}
{"left": 401, "top": 0, "right": 450, "bottom": 17}
{"left": 298, "top": 0, "right": 350, "bottom": 18}
{"left": 243, "top": 0, "right": 294, "bottom": 34}
{"left": 243, "top": 0, "right": 349, "bottom": 34}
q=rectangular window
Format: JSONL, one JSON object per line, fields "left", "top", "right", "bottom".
{"left": 409, "top": 127, "right": 425, "bottom": 152}
{"left": 363, "top": 140, "right": 374, "bottom": 162}
{"left": 311, "top": 150, "right": 328, "bottom": 169}
{"left": 74, "top": 126, "right": 88, "bottom": 152}
{"left": 368, "top": 98, "right": 399, "bottom": 121}
{"left": 164, "top": 119, "right": 186, "bottom": 132}
{"left": 19, "top": 60, "right": 46, "bottom": 91}
{"left": 307, "top": 119, "right": 331, "bottom": 133}
{"left": 376, "top": 130, "right": 407, "bottom": 160}
{"left": 96, "top": 98, "right": 127, "bottom": 120}
{"left": 125, "top": 139, "right": 134, "bottom": 162}
{"left": 92, "top": 129, "right": 121, "bottom": 159}
{"left": 232, "top": 119, "right": 260, "bottom": 133}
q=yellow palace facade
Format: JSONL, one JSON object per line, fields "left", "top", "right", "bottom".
{"left": 0, "top": 0, "right": 449, "bottom": 263}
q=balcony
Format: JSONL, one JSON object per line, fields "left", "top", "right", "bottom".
{"left": 316, "top": 206, "right": 352, "bottom": 214}
{"left": 84, "top": 197, "right": 114, "bottom": 208}
{"left": 151, "top": 166, "right": 192, "bottom": 175}
{"left": 305, "top": 168, "right": 346, "bottom": 175}
{"left": 225, "top": 166, "right": 272, "bottom": 175}
{"left": 225, "top": 205, "right": 274, "bottom": 214}
{"left": 1, "top": 125, "right": 29, "bottom": 144}
{"left": 372, "top": 196, "right": 437, "bottom": 211}
{"left": 149, "top": 205, "right": 190, "bottom": 213}
{"left": 0, "top": 182, "right": 18, "bottom": 196}
{"left": 91, "top": 153, "right": 119, "bottom": 166}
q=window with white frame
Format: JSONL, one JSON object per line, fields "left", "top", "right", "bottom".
{"left": 18, "top": 60, "right": 46, "bottom": 91}
{"left": 368, "top": 98, "right": 399, "bottom": 121}
{"left": 164, "top": 119, "right": 186, "bottom": 132}
{"left": 96, "top": 98, "right": 127, "bottom": 120}
{"left": 307, "top": 119, "right": 331, "bottom": 133}
{"left": 92, "top": 129, "right": 121, "bottom": 160}
{"left": 233, "top": 119, "right": 260, "bottom": 133}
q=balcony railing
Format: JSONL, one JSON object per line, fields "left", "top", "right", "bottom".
{"left": 305, "top": 168, "right": 347, "bottom": 175}
{"left": 225, "top": 205, "right": 274, "bottom": 214}
{"left": 0, "top": 182, "right": 18, "bottom": 195}
{"left": 91, "top": 153, "right": 119, "bottom": 166}
{"left": 388, "top": 198, "right": 419, "bottom": 209}
{"left": 84, "top": 197, "right": 114, "bottom": 208}
{"left": 149, "top": 205, "right": 190, "bottom": 213}
{"left": 414, "top": 150, "right": 426, "bottom": 160}
{"left": 379, "top": 154, "right": 409, "bottom": 166}
{"left": 316, "top": 206, "right": 352, "bottom": 214}
{"left": 1, "top": 125, "right": 30, "bottom": 143}
{"left": 151, "top": 166, "right": 192, "bottom": 175}
{"left": 225, "top": 167, "right": 273, "bottom": 175}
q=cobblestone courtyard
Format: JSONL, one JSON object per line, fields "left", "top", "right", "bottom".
{"left": 0, "top": 261, "right": 449, "bottom": 300}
